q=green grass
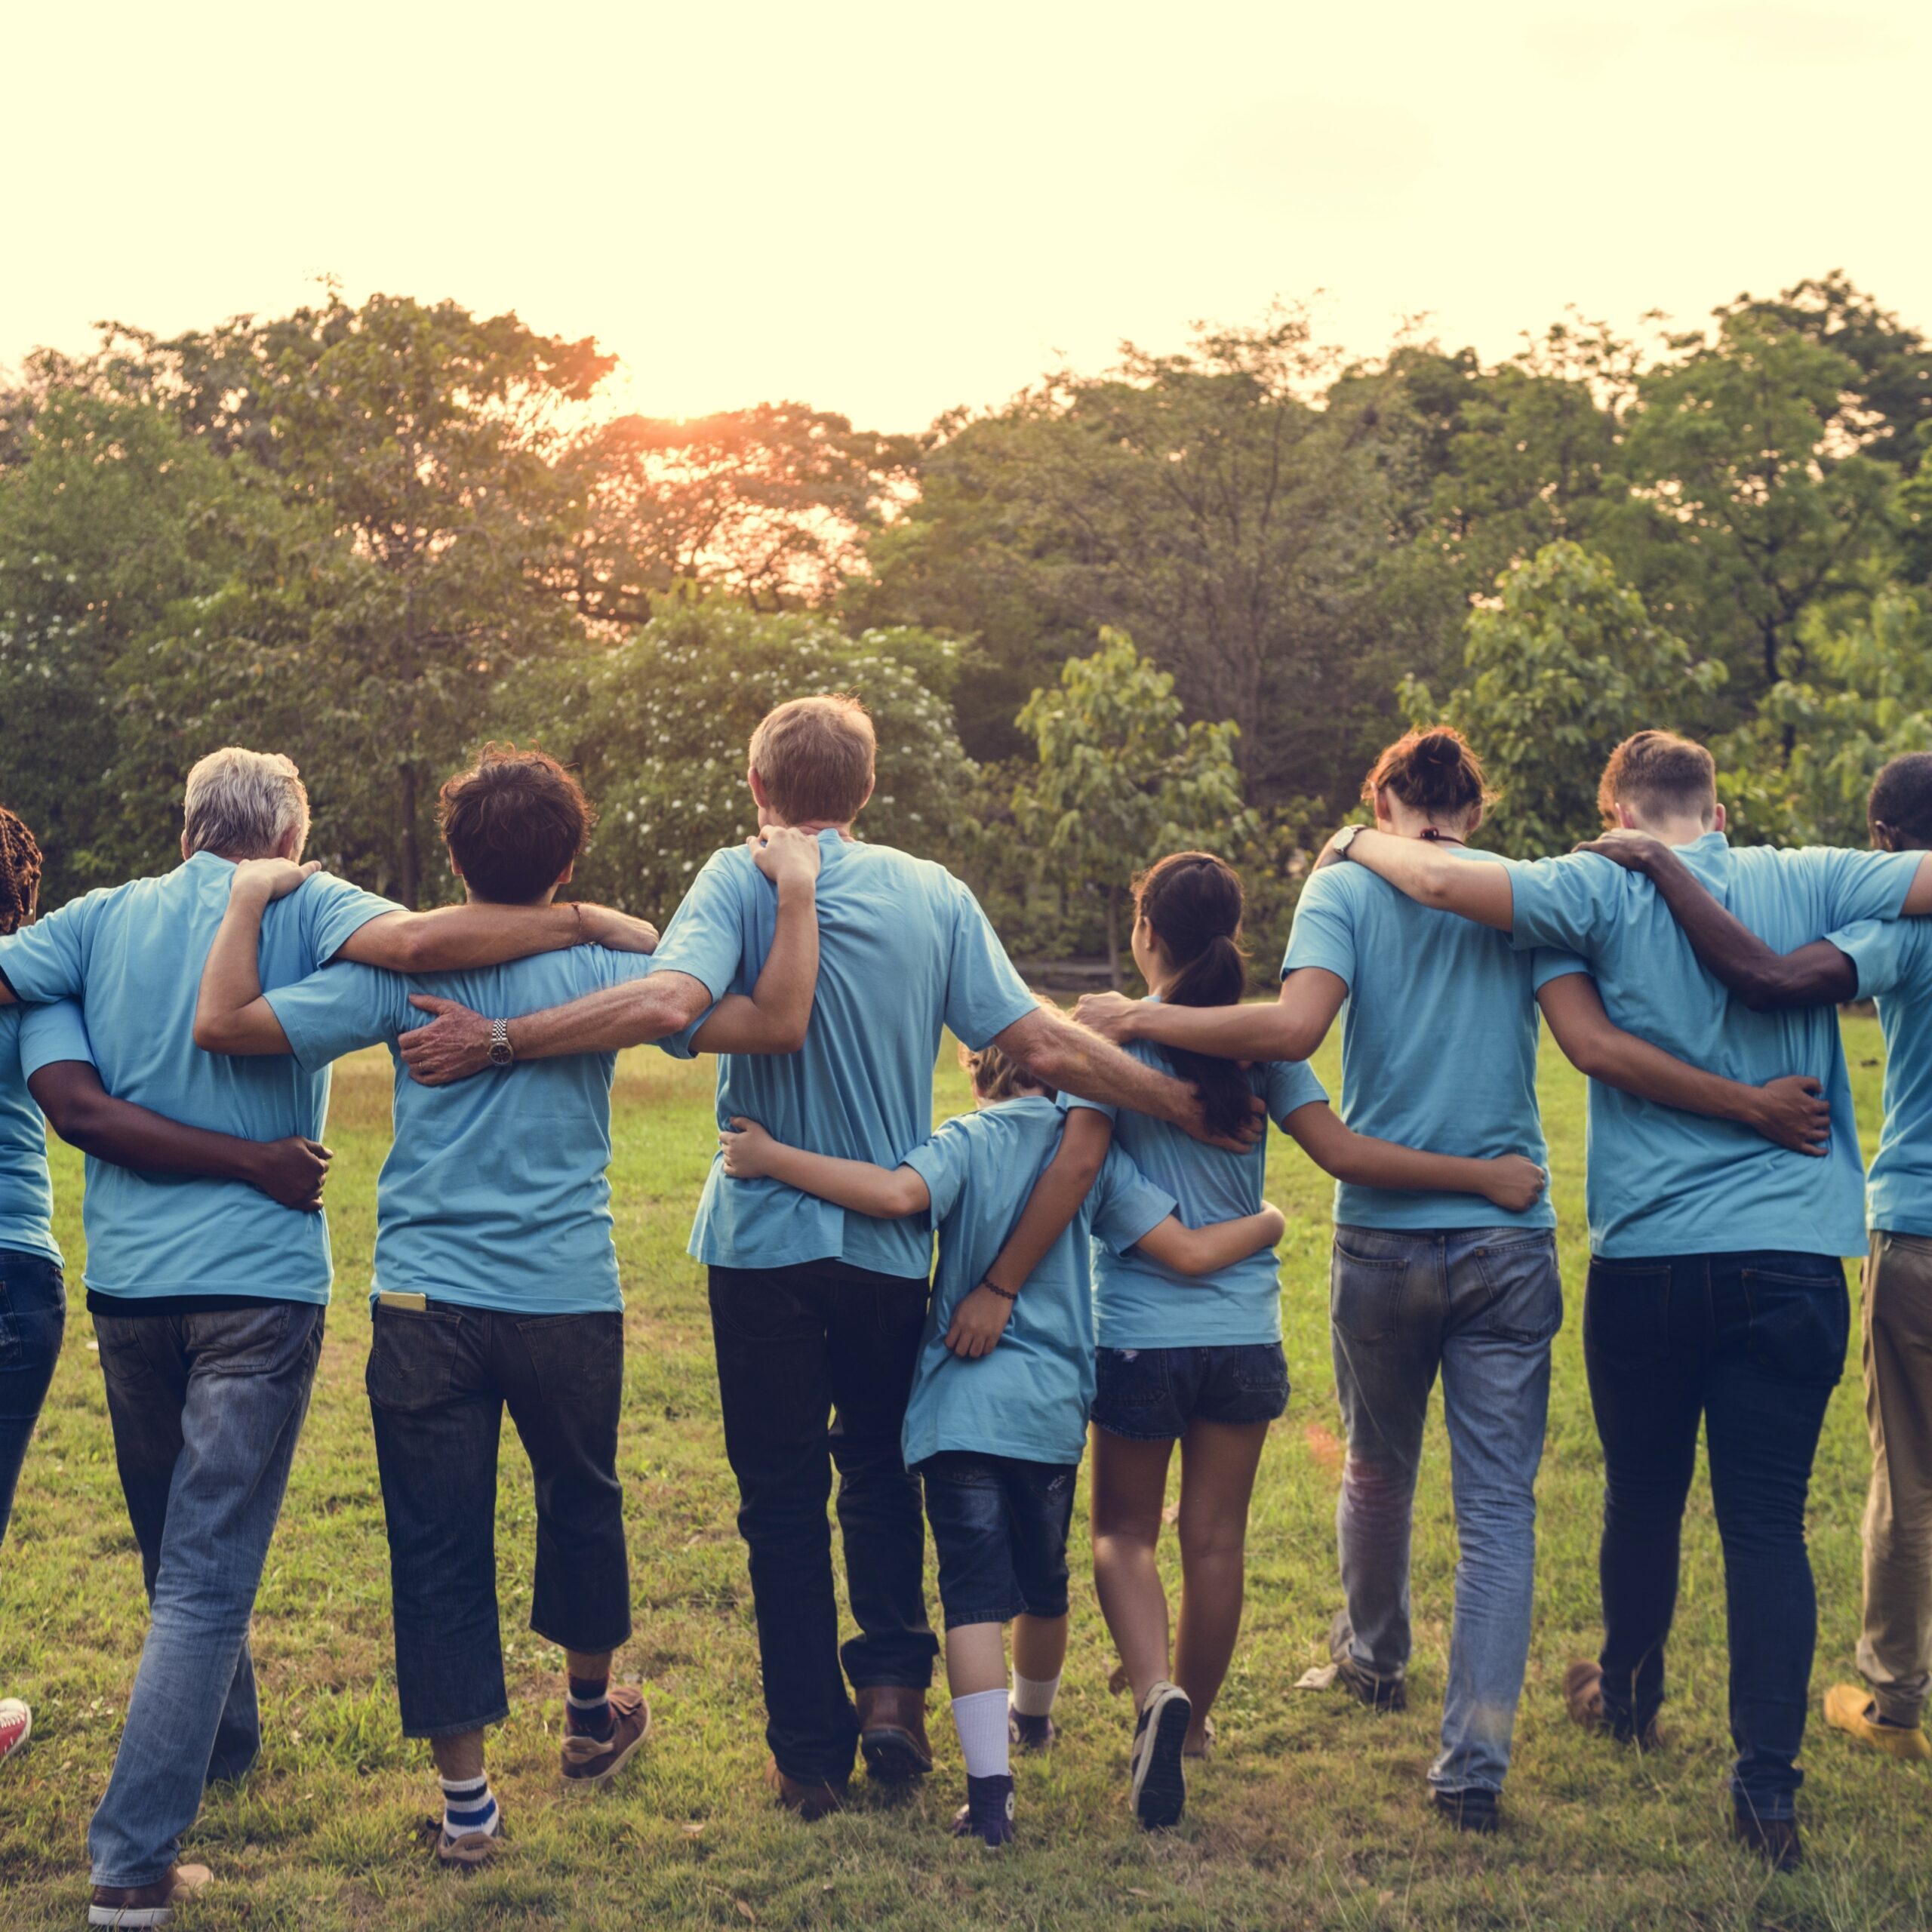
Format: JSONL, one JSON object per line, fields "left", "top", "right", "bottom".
{"left": 3, "top": 1019, "right": 1930, "bottom": 1929}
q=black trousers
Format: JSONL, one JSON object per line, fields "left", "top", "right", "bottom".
{"left": 708, "top": 1259, "right": 938, "bottom": 1784}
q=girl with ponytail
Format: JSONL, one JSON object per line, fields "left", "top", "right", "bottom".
{"left": 1055, "top": 848, "right": 1546, "bottom": 1832}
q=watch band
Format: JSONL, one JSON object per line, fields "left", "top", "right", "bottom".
{"left": 488, "top": 1017, "right": 513, "bottom": 1066}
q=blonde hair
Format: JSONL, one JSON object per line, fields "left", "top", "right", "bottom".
{"left": 749, "top": 696, "right": 875, "bottom": 826}
{"left": 958, "top": 994, "right": 1058, "bottom": 1101}
{"left": 182, "top": 748, "right": 310, "bottom": 859}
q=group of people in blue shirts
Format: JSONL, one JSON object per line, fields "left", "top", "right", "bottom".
{"left": 0, "top": 698, "right": 1928, "bottom": 1923}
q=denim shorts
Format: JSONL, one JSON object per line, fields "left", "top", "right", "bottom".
{"left": 1091, "top": 1342, "right": 1290, "bottom": 1441}
{"left": 917, "top": 1451, "right": 1078, "bottom": 1629}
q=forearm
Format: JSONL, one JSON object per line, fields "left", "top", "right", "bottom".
{"left": 690, "top": 877, "right": 818, "bottom": 1055}
{"left": 983, "top": 1112, "right": 1109, "bottom": 1291}
{"left": 32, "top": 1067, "right": 263, "bottom": 1185}
{"left": 195, "top": 890, "right": 288, "bottom": 1053}
{"left": 752, "top": 1142, "right": 928, "bottom": 1220}
{"left": 506, "top": 973, "right": 711, "bottom": 1060}
{"left": 1291, "top": 1103, "right": 1494, "bottom": 1195}
{"left": 1644, "top": 851, "right": 1852, "bottom": 1008}
{"left": 1017, "top": 1019, "right": 1198, "bottom": 1128}
{"left": 1564, "top": 1025, "right": 1764, "bottom": 1126}
{"left": 1346, "top": 831, "right": 1514, "bottom": 929}
{"left": 345, "top": 901, "right": 587, "bottom": 973}
{"left": 1128, "top": 995, "right": 1326, "bottom": 1064}
{"left": 1141, "top": 1208, "right": 1280, "bottom": 1276}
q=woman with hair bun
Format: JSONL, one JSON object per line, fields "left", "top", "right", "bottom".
{"left": 1078, "top": 731, "right": 1824, "bottom": 1833}
{"left": 1056, "top": 848, "right": 1546, "bottom": 1832}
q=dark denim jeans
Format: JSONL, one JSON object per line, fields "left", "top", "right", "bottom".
{"left": 88, "top": 1299, "right": 325, "bottom": 1888}
{"left": 708, "top": 1260, "right": 938, "bottom": 1786}
{"left": 365, "top": 1302, "right": 631, "bottom": 1737}
{"left": 0, "top": 1249, "right": 64, "bottom": 1546}
{"left": 1583, "top": 1249, "right": 1847, "bottom": 1823}
{"left": 917, "top": 1451, "right": 1078, "bottom": 1629}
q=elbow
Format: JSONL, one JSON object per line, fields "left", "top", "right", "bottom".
{"left": 392, "top": 923, "right": 439, "bottom": 974}
{"left": 42, "top": 1091, "right": 106, "bottom": 1149}
{"left": 769, "top": 1010, "right": 812, "bottom": 1055}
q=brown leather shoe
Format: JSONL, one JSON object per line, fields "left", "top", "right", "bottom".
{"left": 1563, "top": 1660, "right": 1660, "bottom": 1747}
{"left": 855, "top": 1684, "right": 933, "bottom": 1781}
{"left": 561, "top": 1684, "right": 651, "bottom": 1789}
{"left": 1733, "top": 1810, "right": 1802, "bottom": 1872}
{"left": 764, "top": 1756, "right": 846, "bottom": 1821}
{"left": 88, "top": 1861, "right": 212, "bottom": 1924}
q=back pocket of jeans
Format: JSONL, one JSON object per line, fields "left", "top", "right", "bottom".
{"left": 1094, "top": 1347, "right": 1168, "bottom": 1410}
{"left": 1741, "top": 1266, "right": 1849, "bottom": 1387}
{"left": 366, "top": 1307, "right": 462, "bottom": 1412}
{"left": 1581, "top": 1262, "right": 1672, "bottom": 1366}
{"left": 1330, "top": 1241, "right": 1407, "bottom": 1344}
{"left": 1472, "top": 1235, "right": 1563, "bottom": 1344}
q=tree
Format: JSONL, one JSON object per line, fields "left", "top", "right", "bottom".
{"left": 1403, "top": 542, "right": 1726, "bottom": 858}
{"left": 517, "top": 601, "right": 978, "bottom": 918}
{"left": 1011, "top": 630, "right": 1251, "bottom": 985}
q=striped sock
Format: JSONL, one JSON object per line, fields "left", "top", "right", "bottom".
{"left": 440, "top": 1772, "right": 500, "bottom": 1840}
{"left": 567, "top": 1675, "right": 614, "bottom": 1741}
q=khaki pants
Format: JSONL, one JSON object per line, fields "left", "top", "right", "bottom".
{"left": 1858, "top": 1231, "right": 1932, "bottom": 1726}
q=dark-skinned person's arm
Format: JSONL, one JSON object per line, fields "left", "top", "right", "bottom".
{"left": 1075, "top": 968, "right": 1346, "bottom": 1062}
{"left": 396, "top": 829, "right": 819, "bottom": 1083}
{"left": 1574, "top": 830, "right": 1857, "bottom": 1011}
{"left": 1535, "top": 968, "right": 1831, "bottom": 1152}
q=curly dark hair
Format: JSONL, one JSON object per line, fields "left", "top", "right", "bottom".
{"left": 0, "top": 808, "right": 43, "bottom": 937}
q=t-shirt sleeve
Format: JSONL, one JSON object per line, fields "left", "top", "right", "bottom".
{"left": 1263, "top": 1058, "right": 1327, "bottom": 1126}
{"left": 1503, "top": 854, "right": 1620, "bottom": 956}
{"left": 17, "top": 998, "right": 95, "bottom": 1075}
{"left": 899, "top": 1115, "right": 977, "bottom": 1225}
{"left": 0, "top": 894, "right": 98, "bottom": 1003}
{"left": 648, "top": 852, "right": 749, "bottom": 1003}
{"left": 1807, "top": 846, "right": 1924, "bottom": 931}
{"left": 1826, "top": 918, "right": 1927, "bottom": 1001}
{"left": 1280, "top": 866, "right": 1358, "bottom": 989}
{"left": 1531, "top": 947, "right": 1590, "bottom": 990}
{"left": 300, "top": 872, "right": 406, "bottom": 967}
{"left": 1089, "top": 1143, "right": 1178, "bottom": 1255}
{"left": 263, "top": 962, "right": 413, "bottom": 1072}
{"left": 943, "top": 881, "right": 1038, "bottom": 1051}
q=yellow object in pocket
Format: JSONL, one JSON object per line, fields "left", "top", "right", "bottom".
{"left": 376, "top": 1291, "right": 429, "bottom": 1312}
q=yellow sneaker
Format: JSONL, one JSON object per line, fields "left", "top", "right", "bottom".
{"left": 1824, "top": 1682, "right": 1931, "bottom": 1761}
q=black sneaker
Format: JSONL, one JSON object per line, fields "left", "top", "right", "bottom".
{"left": 1432, "top": 1786, "right": 1500, "bottom": 1834}
{"left": 1330, "top": 1610, "right": 1407, "bottom": 1712}
{"left": 951, "top": 1774, "right": 1016, "bottom": 1847}
{"left": 1009, "top": 1706, "right": 1056, "bottom": 1753}
{"left": 1128, "top": 1681, "right": 1192, "bottom": 1830}
{"left": 1732, "top": 1810, "right": 1801, "bottom": 1872}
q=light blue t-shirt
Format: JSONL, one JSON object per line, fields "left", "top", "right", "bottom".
{"left": 1506, "top": 834, "right": 1920, "bottom": 1259}
{"left": 900, "top": 1097, "right": 1176, "bottom": 1467}
{"left": 0, "top": 999, "right": 94, "bottom": 1269}
{"left": 1284, "top": 852, "right": 1583, "bottom": 1232}
{"left": 1828, "top": 916, "right": 1932, "bottom": 1238}
{"left": 265, "top": 947, "right": 660, "bottom": 1314}
{"left": 1070, "top": 1020, "right": 1328, "bottom": 1348}
{"left": 0, "top": 853, "right": 398, "bottom": 1300}
{"left": 654, "top": 831, "right": 1038, "bottom": 1277}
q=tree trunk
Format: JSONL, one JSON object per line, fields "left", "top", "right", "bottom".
{"left": 398, "top": 762, "right": 420, "bottom": 909}
{"left": 1105, "top": 889, "right": 1121, "bottom": 991}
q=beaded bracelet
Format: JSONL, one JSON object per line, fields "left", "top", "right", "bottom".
{"left": 982, "top": 1281, "right": 1020, "bottom": 1303}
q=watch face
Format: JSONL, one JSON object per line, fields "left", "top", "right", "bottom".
{"left": 488, "top": 1038, "right": 512, "bottom": 1066}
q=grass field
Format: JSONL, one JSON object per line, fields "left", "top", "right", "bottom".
{"left": 3, "top": 1017, "right": 1930, "bottom": 1930}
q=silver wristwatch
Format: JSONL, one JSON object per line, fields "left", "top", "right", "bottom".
{"left": 1331, "top": 823, "right": 1363, "bottom": 858}
{"left": 487, "top": 1018, "right": 514, "bottom": 1069}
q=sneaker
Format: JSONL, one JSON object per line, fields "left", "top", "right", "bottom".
{"left": 1732, "top": 1810, "right": 1801, "bottom": 1872}
{"left": 950, "top": 1772, "right": 1017, "bottom": 1847}
{"left": 1128, "top": 1680, "right": 1192, "bottom": 1830}
{"left": 561, "top": 1684, "right": 651, "bottom": 1789}
{"left": 1183, "top": 1715, "right": 1217, "bottom": 1761}
{"left": 417, "top": 1813, "right": 503, "bottom": 1871}
{"left": 0, "top": 1697, "right": 29, "bottom": 1765}
{"left": 1562, "top": 1659, "right": 1660, "bottom": 1748}
{"left": 1432, "top": 1786, "right": 1500, "bottom": 1834}
{"left": 1329, "top": 1611, "right": 1407, "bottom": 1713}
{"left": 88, "top": 1863, "right": 213, "bottom": 1925}
{"left": 1008, "top": 1706, "right": 1056, "bottom": 1753}
{"left": 1823, "top": 1682, "right": 1932, "bottom": 1762}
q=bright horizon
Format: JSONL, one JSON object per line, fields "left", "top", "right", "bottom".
{"left": 11, "top": 0, "right": 1927, "bottom": 432}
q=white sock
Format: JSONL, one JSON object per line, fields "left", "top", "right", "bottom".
{"left": 951, "top": 1689, "right": 1011, "bottom": 1780}
{"left": 1011, "top": 1669, "right": 1061, "bottom": 1718}
{"left": 440, "top": 1771, "right": 500, "bottom": 1838}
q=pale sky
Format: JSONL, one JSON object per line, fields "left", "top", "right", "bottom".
{"left": 10, "top": 0, "right": 1925, "bottom": 432}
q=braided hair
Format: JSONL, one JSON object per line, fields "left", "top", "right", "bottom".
{"left": 0, "top": 808, "right": 43, "bottom": 937}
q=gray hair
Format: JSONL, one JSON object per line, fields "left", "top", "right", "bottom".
{"left": 181, "top": 748, "right": 312, "bottom": 860}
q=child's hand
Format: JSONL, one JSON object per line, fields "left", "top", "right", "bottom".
{"left": 1482, "top": 1155, "right": 1548, "bottom": 1214}
{"left": 1257, "top": 1201, "right": 1287, "bottom": 1248}
{"left": 719, "top": 1116, "right": 777, "bottom": 1178}
{"left": 944, "top": 1283, "right": 1015, "bottom": 1359}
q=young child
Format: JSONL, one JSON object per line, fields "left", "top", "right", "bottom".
{"left": 718, "top": 1023, "right": 1285, "bottom": 1846}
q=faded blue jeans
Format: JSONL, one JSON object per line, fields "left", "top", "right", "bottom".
{"left": 1329, "top": 1226, "right": 1561, "bottom": 1797}
{"left": 87, "top": 1300, "right": 325, "bottom": 1888}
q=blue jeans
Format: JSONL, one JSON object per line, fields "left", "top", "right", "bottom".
{"left": 0, "top": 1250, "right": 65, "bottom": 1546}
{"left": 87, "top": 1300, "right": 325, "bottom": 1888}
{"left": 366, "top": 1302, "right": 631, "bottom": 1737}
{"left": 917, "top": 1451, "right": 1078, "bottom": 1629}
{"left": 1583, "top": 1249, "right": 1847, "bottom": 1823}
{"left": 1329, "top": 1226, "right": 1561, "bottom": 1796}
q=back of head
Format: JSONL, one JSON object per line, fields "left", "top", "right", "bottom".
{"left": 0, "top": 807, "right": 43, "bottom": 937}
{"left": 1135, "top": 851, "right": 1253, "bottom": 1140}
{"left": 958, "top": 992, "right": 1058, "bottom": 1102}
{"left": 183, "top": 747, "right": 311, "bottom": 860}
{"left": 1596, "top": 731, "right": 1716, "bottom": 829}
{"left": 1364, "top": 726, "right": 1492, "bottom": 824}
{"left": 749, "top": 695, "right": 876, "bottom": 828}
{"left": 438, "top": 745, "right": 593, "bottom": 905}
{"left": 1869, "top": 752, "right": 1932, "bottom": 849}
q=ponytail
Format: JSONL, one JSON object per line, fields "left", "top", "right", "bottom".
{"left": 1133, "top": 853, "right": 1254, "bottom": 1140}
